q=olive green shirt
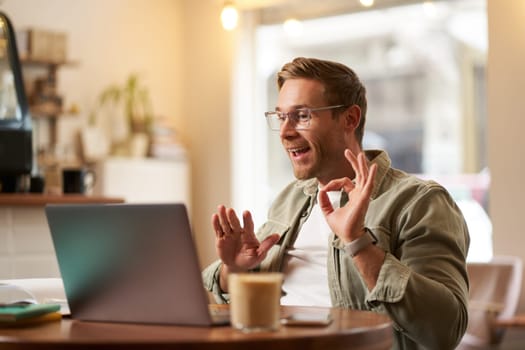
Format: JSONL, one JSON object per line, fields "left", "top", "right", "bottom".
{"left": 202, "top": 150, "right": 470, "bottom": 350}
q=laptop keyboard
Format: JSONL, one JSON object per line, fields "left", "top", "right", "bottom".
{"left": 209, "top": 305, "right": 230, "bottom": 325}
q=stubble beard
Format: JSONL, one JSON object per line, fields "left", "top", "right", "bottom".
{"left": 291, "top": 156, "right": 320, "bottom": 180}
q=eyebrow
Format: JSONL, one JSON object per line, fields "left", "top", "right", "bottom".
{"left": 274, "top": 105, "right": 307, "bottom": 112}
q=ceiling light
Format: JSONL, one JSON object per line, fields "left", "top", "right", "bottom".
{"left": 283, "top": 18, "right": 303, "bottom": 37}
{"left": 423, "top": 1, "right": 437, "bottom": 17}
{"left": 360, "top": 0, "right": 374, "bottom": 7}
{"left": 221, "top": 2, "right": 239, "bottom": 31}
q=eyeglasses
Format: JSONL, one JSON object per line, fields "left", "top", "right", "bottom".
{"left": 264, "top": 104, "right": 346, "bottom": 131}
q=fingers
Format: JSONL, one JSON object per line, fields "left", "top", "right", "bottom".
{"left": 344, "top": 149, "right": 368, "bottom": 184}
{"left": 322, "top": 177, "right": 355, "bottom": 193}
{"left": 358, "top": 152, "right": 369, "bottom": 180}
{"left": 242, "top": 211, "right": 254, "bottom": 235}
{"left": 212, "top": 213, "right": 223, "bottom": 238}
{"left": 318, "top": 189, "right": 333, "bottom": 216}
{"left": 322, "top": 150, "right": 376, "bottom": 202}
{"left": 217, "top": 205, "right": 233, "bottom": 236}
{"left": 257, "top": 233, "right": 280, "bottom": 256}
{"left": 344, "top": 149, "right": 371, "bottom": 187}
{"left": 227, "top": 207, "right": 242, "bottom": 233}
{"left": 344, "top": 149, "right": 360, "bottom": 184}
{"left": 363, "top": 163, "right": 378, "bottom": 197}
{"left": 214, "top": 205, "right": 253, "bottom": 238}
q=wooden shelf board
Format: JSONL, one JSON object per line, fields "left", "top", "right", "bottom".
{"left": 20, "top": 58, "right": 79, "bottom": 67}
{"left": 0, "top": 194, "right": 124, "bottom": 206}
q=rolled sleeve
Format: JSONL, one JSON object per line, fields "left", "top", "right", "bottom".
{"left": 366, "top": 253, "right": 411, "bottom": 306}
{"left": 202, "top": 260, "right": 230, "bottom": 304}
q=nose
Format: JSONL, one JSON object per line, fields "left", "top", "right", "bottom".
{"left": 279, "top": 116, "right": 298, "bottom": 139}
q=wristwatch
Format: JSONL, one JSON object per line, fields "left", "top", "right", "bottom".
{"left": 344, "top": 228, "right": 378, "bottom": 257}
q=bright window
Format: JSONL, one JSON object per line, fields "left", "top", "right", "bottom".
{"left": 232, "top": 0, "right": 490, "bottom": 262}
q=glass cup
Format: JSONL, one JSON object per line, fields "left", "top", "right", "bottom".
{"left": 228, "top": 272, "right": 283, "bottom": 332}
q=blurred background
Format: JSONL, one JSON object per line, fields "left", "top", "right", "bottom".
{"left": 1, "top": 0, "right": 524, "bottom": 312}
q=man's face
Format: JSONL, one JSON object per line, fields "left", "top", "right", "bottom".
{"left": 277, "top": 78, "right": 350, "bottom": 185}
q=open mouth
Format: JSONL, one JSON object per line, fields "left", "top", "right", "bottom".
{"left": 288, "top": 146, "right": 310, "bottom": 157}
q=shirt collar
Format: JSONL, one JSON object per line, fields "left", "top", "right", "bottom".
{"left": 364, "top": 149, "right": 391, "bottom": 200}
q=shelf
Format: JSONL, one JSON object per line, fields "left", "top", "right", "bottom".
{"left": 22, "top": 58, "right": 79, "bottom": 119}
{"left": 20, "top": 58, "right": 78, "bottom": 68}
{"left": 0, "top": 193, "right": 124, "bottom": 206}
{"left": 30, "top": 104, "right": 64, "bottom": 118}
{"left": 19, "top": 54, "right": 81, "bottom": 165}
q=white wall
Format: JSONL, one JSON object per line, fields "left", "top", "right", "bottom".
{"left": 1, "top": 0, "right": 184, "bottom": 135}
{"left": 0, "top": 0, "right": 233, "bottom": 268}
{"left": 487, "top": 0, "right": 525, "bottom": 312}
{"left": 180, "top": 0, "right": 234, "bottom": 266}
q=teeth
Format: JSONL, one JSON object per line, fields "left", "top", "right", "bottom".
{"left": 289, "top": 147, "right": 307, "bottom": 156}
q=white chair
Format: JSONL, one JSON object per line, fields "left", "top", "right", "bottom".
{"left": 458, "top": 256, "right": 523, "bottom": 349}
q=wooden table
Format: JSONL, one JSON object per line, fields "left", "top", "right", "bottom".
{"left": 0, "top": 306, "right": 392, "bottom": 350}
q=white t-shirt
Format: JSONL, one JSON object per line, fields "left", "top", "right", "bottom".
{"left": 280, "top": 190, "right": 341, "bottom": 306}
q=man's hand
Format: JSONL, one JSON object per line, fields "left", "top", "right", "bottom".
{"left": 318, "top": 150, "right": 377, "bottom": 243}
{"left": 212, "top": 205, "right": 280, "bottom": 291}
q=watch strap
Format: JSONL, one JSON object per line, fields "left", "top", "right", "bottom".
{"left": 344, "top": 228, "right": 378, "bottom": 257}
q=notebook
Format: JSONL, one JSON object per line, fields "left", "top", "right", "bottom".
{"left": 45, "top": 203, "right": 229, "bottom": 326}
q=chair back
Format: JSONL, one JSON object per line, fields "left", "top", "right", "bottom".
{"left": 459, "top": 255, "right": 523, "bottom": 348}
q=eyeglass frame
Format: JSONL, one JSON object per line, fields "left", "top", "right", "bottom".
{"left": 264, "top": 104, "right": 347, "bottom": 131}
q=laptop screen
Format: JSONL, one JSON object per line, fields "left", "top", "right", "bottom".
{"left": 46, "top": 203, "right": 216, "bottom": 326}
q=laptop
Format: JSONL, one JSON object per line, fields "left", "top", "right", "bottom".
{"left": 45, "top": 203, "right": 229, "bottom": 326}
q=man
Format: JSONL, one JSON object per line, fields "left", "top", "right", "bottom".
{"left": 203, "top": 57, "right": 469, "bottom": 349}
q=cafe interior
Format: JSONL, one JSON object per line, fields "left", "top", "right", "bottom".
{"left": 0, "top": 0, "right": 524, "bottom": 348}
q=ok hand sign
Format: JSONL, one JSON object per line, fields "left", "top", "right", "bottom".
{"left": 318, "top": 150, "right": 377, "bottom": 244}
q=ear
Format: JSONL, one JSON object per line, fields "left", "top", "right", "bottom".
{"left": 342, "top": 105, "right": 361, "bottom": 132}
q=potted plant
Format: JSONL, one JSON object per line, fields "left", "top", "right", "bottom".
{"left": 87, "top": 73, "right": 154, "bottom": 157}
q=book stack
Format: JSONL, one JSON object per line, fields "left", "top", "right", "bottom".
{"left": 0, "top": 303, "right": 61, "bottom": 326}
